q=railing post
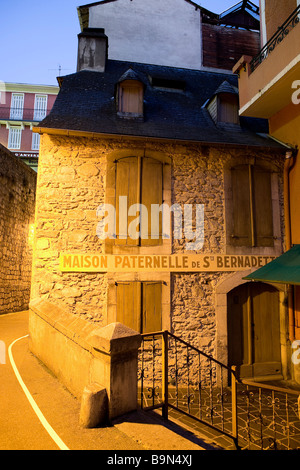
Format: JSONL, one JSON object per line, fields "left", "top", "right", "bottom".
{"left": 162, "top": 330, "right": 169, "bottom": 420}
{"left": 231, "top": 366, "right": 239, "bottom": 448}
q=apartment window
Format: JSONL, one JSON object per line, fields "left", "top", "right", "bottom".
{"left": 10, "top": 93, "right": 24, "bottom": 120}
{"left": 118, "top": 80, "right": 144, "bottom": 117}
{"left": 114, "top": 156, "right": 163, "bottom": 246}
{"left": 116, "top": 281, "right": 162, "bottom": 333}
{"left": 230, "top": 164, "right": 273, "bottom": 247}
{"left": 8, "top": 127, "right": 22, "bottom": 149}
{"left": 32, "top": 132, "right": 40, "bottom": 150}
{"left": 34, "top": 95, "right": 48, "bottom": 121}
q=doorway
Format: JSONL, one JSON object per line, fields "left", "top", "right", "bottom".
{"left": 227, "top": 282, "right": 281, "bottom": 379}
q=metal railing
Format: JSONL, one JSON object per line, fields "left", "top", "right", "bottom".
{"left": 250, "top": 4, "right": 300, "bottom": 73}
{"left": 0, "top": 107, "right": 48, "bottom": 122}
{"left": 138, "top": 330, "right": 300, "bottom": 450}
{"left": 138, "top": 330, "right": 239, "bottom": 446}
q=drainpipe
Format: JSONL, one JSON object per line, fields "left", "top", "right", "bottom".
{"left": 284, "top": 150, "right": 296, "bottom": 342}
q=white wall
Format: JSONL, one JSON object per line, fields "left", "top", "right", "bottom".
{"left": 88, "top": 0, "right": 202, "bottom": 70}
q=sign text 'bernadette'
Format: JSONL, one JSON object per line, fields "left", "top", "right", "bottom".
{"left": 60, "top": 253, "right": 276, "bottom": 273}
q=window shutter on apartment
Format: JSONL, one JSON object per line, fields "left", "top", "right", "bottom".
{"left": 10, "top": 94, "right": 24, "bottom": 119}
{"left": 115, "top": 157, "right": 139, "bottom": 245}
{"left": 252, "top": 166, "right": 274, "bottom": 247}
{"left": 231, "top": 165, "right": 252, "bottom": 246}
{"left": 34, "top": 95, "right": 48, "bottom": 121}
{"left": 115, "top": 156, "right": 163, "bottom": 246}
{"left": 141, "top": 157, "right": 163, "bottom": 245}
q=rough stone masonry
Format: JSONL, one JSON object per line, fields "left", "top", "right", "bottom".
{"left": 0, "top": 144, "right": 36, "bottom": 314}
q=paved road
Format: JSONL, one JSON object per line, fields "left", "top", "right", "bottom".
{"left": 0, "top": 311, "right": 147, "bottom": 450}
{"left": 0, "top": 310, "right": 206, "bottom": 452}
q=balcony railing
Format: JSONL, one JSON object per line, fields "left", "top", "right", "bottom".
{"left": 0, "top": 107, "right": 49, "bottom": 122}
{"left": 250, "top": 4, "right": 300, "bottom": 73}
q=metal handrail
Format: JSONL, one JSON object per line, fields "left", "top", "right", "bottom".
{"left": 139, "top": 330, "right": 300, "bottom": 450}
{"left": 250, "top": 4, "right": 300, "bottom": 73}
{"left": 139, "top": 330, "right": 239, "bottom": 445}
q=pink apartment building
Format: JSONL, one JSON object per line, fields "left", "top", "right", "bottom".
{"left": 0, "top": 82, "right": 59, "bottom": 170}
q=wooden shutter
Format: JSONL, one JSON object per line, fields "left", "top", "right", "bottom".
{"left": 141, "top": 157, "right": 163, "bottom": 246}
{"left": 218, "top": 94, "right": 239, "bottom": 124}
{"left": 252, "top": 166, "right": 274, "bottom": 247}
{"left": 116, "top": 282, "right": 141, "bottom": 332}
{"left": 119, "top": 80, "right": 143, "bottom": 114}
{"left": 115, "top": 157, "right": 139, "bottom": 245}
{"left": 231, "top": 165, "right": 252, "bottom": 246}
{"left": 142, "top": 282, "right": 162, "bottom": 333}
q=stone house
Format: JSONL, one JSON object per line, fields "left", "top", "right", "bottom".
{"left": 28, "top": 19, "right": 293, "bottom": 397}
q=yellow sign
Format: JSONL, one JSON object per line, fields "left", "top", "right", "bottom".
{"left": 59, "top": 253, "right": 276, "bottom": 273}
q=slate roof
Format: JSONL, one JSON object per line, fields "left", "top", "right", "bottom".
{"left": 38, "top": 59, "right": 286, "bottom": 150}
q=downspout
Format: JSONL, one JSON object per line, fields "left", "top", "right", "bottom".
{"left": 284, "top": 150, "right": 296, "bottom": 341}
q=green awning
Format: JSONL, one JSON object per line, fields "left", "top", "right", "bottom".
{"left": 243, "top": 245, "right": 300, "bottom": 285}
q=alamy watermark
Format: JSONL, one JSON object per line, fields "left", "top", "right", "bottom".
{"left": 292, "top": 340, "right": 300, "bottom": 365}
{"left": 292, "top": 81, "right": 300, "bottom": 104}
{"left": 0, "top": 341, "right": 5, "bottom": 365}
{"left": 96, "top": 198, "right": 205, "bottom": 250}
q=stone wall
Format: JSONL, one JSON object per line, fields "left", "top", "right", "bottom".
{"left": 0, "top": 144, "right": 36, "bottom": 314}
{"left": 31, "top": 133, "right": 286, "bottom": 363}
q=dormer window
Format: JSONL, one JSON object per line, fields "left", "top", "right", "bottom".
{"left": 116, "top": 69, "right": 144, "bottom": 119}
{"left": 206, "top": 81, "right": 239, "bottom": 125}
{"left": 217, "top": 93, "right": 239, "bottom": 124}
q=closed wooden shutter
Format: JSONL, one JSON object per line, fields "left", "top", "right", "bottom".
{"left": 119, "top": 80, "right": 143, "bottom": 115}
{"left": 142, "top": 282, "right": 162, "bottom": 333}
{"left": 231, "top": 165, "right": 252, "bottom": 246}
{"left": 252, "top": 166, "right": 274, "bottom": 247}
{"left": 116, "top": 281, "right": 162, "bottom": 333}
{"left": 218, "top": 94, "right": 239, "bottom": 124}
{"left": 141, "top": 157, "right": 163, "bottom": 246}
{"left": 115, "top": 157, "right": 139, "bottom": 245}
{"left": 116, "top": 282, "right": 141, "bottom": 332}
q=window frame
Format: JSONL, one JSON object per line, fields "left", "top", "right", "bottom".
{"left": 8, "top": 126, "right": 22, "bottom": 149}
{"left": 10, "top": 93, "right": 24, "bottom": 120}
{"left": 117, "top": 79, "right": 144, "bottom": 118}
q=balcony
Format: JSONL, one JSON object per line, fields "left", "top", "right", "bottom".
{"left": 233, "top": 5, "right": 300, "bottom": 119}
{"left": 0, "top": 107, "right": 48, "bottom": 122}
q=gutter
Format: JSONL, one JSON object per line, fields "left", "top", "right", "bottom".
{"left": 284, "top": 150, "right": 297, "bottom": 342}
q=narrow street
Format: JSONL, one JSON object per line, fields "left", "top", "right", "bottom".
{"left": 0, "top": 310, "right": 205, "bottom": 452}
{"left": 0, "top": 311, "right": 146, "bottom": 451}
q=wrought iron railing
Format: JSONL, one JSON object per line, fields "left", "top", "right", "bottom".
{"left": 237, "top": 380, "right": 300, "bottom": 450}
{"left": 0, "top": 107, "right": 48, "bottom": 122}
{"left": 250, "top": 4, "right": 300, "bottom": 73}
{"left": 138, "top": 331, "right": 239, "bottom": 446}
{"left": 138, "top": 330, "right": 300, "bottom": 450}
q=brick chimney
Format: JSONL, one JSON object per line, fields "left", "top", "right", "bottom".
{"left": 77, "top": 28, "right": 108, "bottom": 73}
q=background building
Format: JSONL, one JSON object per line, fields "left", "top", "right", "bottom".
{"left": 77, "top": 0, "right": 261, "bottom": 72}
{"left": 0, "top": 82, "right": 59, "bottom": 170}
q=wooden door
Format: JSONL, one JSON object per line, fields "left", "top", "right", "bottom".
{"left": 227, "top": 282, "right": 281, "bottom": 378}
